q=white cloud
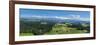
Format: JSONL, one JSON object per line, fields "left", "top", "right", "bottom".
{"left": 25, "top": 15, "right": 90, "bottom": 21}
{"left": 68, "top": 15, "right": 80, "bottom": 19}
{"left": 22, "top": 14, "right": 89, "bottom": 21}
{"left": 79, "top": 18, "right": 90, "bottom": 21}
{"left": 31, "top": 15, "right": 70, "bottom": 19}
{"left": 55, "top": 16, "right": 70, "bottom": 19}
{"left": 32, "top": 15, "right": 48, "bottom": 18}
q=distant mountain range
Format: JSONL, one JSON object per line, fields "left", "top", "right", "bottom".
{"left": 20, "top": 16, "right": 90, "bottom": 24}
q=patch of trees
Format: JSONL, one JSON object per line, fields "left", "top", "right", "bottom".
{"left": 67, "top": 23, "right": 90, "bottom": 33}
{"left": 20, "top": 20, "right": 55, "bottom": 35}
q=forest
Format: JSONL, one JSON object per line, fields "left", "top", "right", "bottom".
{"left": 20, "top": 18, "right": 90, "bottom": 36}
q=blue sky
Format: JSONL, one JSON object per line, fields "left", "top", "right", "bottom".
{"left": 20, "top": 8, "right": 90, "bottom": 21}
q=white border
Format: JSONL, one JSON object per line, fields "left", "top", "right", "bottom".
{"left": 15, "top": 4, "right": 94, "bottom": 41}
